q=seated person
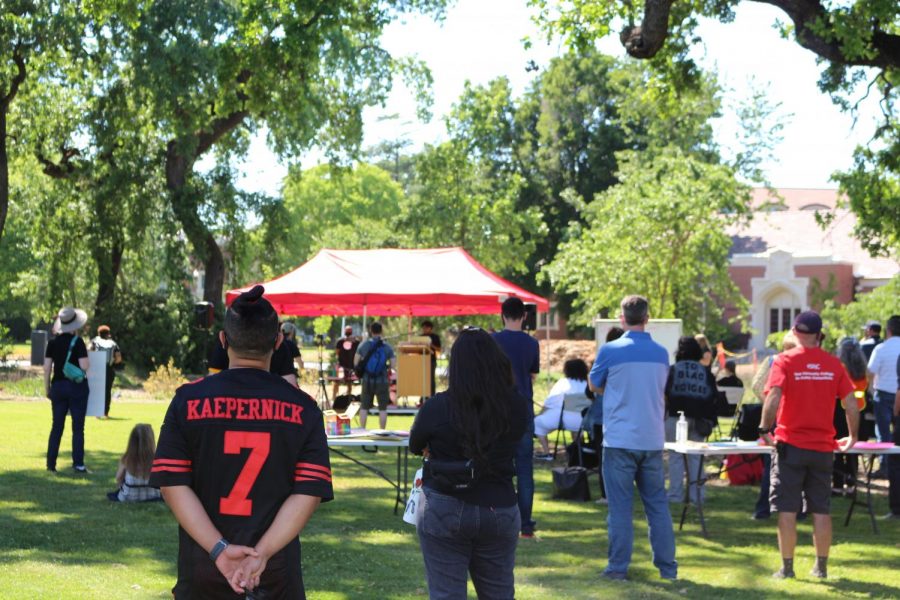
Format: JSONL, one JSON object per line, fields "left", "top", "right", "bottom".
{"left": 534, "top": 358, "right": 590, "bottom": 460}
{"left": 107, "top": 423, "right": 162, "bottom": 502}
{"left": 717, "top": 360, "right": 743, "bottom": 388}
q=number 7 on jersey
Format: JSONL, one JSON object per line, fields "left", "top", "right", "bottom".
{"left": 220, "top": 431, "right": 271, "bottom": 516}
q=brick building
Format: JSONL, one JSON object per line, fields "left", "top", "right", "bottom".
{"left": 726, "top": 188, "right": 898, "bottom": 350}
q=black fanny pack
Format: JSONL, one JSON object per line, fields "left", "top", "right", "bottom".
{"left": 424, "top": 458, "right": 476, "bottom": 493}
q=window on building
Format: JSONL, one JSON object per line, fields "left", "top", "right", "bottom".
{"left": 538, "top": 304, "right": 559, "bottom": 330}
{"left": 769, "top": 306, "right": 802, "bottom": 334}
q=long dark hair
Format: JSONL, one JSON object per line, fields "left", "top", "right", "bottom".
{"left": 447, "top": 328, "right": 514, "bottom": 464}
{"left": 837, "top": 337, "right": 867, "bottom": 381}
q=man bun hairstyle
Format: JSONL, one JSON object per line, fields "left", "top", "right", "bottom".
{"left": 225, "top": 285, "right": 279, "bottom": 357}
{"left": 620, "top": 295, "right": 649, "bottom": 326}
{"left": 501, "top": 297, "right": 525, "bottom": 320}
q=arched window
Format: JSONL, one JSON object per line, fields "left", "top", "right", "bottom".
{"left": 766, "top": 288, "right": 801, "bottom": 335}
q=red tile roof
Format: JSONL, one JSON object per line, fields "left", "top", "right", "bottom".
{"left": 731, "top": 189, "right": 898, "bottom": 281}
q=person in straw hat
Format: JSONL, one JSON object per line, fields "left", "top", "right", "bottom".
{"left": 44, "top": 306, "right": 91, "bottom": 473}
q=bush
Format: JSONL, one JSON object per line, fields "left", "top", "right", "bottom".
{"left": 821, "top": 275, "right": 900, "bottom": 351}
{"left": 765, "top": 329, "right": 792, "bottom": 350}
{"left": 142, "top": 358, "right": 187, "bottom": 400}
{"left": 97, "top": 290, "right": 209, "bottom": 375}
{"left": 0, "top": 324, "right": 11, "bottom": 363}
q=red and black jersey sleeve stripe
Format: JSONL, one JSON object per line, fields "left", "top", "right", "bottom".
{"left": 151, "top": 458, "right": 193, "bottom": 473}
{"left": 295, "top": 462, "right": 332, "bottom": 483}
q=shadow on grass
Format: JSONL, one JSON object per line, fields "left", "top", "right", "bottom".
{"left": 0, "top": 449, "right": 176, "bottom": 568}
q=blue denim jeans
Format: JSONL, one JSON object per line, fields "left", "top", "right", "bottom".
{"left": 416, "top": 487, "right": 520, "bottom": 600}
{"left": 514, "top": 419, "right": 536, "bottom": 534}
{"left": 47, "top": 379, "right": 89, "bottom": 470}
{"left": 602, "top": 447, "right": 677, "bottom": 579}
{"left": 664, "top": 416, "right": 706, "bottom": 504}
{"left": 874, "top": 390, "right": 895, "bottom": 470}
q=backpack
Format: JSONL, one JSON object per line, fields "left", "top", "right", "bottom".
{"left": 363, "top": 340, "right": 388, "bottom": 377}
{"left": 92, "top": 338, "right": 116, "bottom": 366}
{"left": 354, "top": 339, "right": 387, "bottom": 379}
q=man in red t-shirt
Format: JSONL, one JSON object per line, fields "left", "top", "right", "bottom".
{"left": 760, "top": 310, "right": 858, "bottom": 580}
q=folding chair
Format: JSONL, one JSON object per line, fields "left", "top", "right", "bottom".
{"left": 552, "top": 393, "right": 593, "bottom": 457}
{"left": 714, "top": 386, "right": 745, "bottom": 439}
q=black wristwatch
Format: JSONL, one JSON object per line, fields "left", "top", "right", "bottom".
{"left": 209, "top": 538, "right": 229, "bottom": 561}
{"left": 758, "top": 426, "right": 774, "bottom": 435}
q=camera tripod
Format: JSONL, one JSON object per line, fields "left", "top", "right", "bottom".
{"left": 314, "top": 338, "right": 330, "bottom": 410}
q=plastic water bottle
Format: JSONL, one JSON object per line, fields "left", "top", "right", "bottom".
{"left": 676, "top": 411, "right": 688, "bottom": 444}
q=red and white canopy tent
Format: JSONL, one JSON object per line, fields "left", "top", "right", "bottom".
{"left": 225, "top": 247, "right": 549, "bottom": 320}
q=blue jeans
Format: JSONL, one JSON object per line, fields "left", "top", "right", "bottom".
{"left": 602, "top": 447, "right": 677, "bottom": 579}
{"left": 47, "top": 379, "right": 89, "bottom": 470}
{"left": 514, "top": 419, "right": 536, "bottom": 534}
{"left": 874, "top": 390, "right": 895, "bottom": 470}
{"left": 664, "top": 416, "right": 706, "bottom": 504}
{"left": 416, "top": 488, "right": 520, "bottom": 600}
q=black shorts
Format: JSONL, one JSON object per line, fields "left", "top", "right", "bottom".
{"left": 770, "top": 442, "right": 833, "bottom": 515}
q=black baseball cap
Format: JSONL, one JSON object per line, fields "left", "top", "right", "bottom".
{"left": 793, "top": 310, "right": 823, "bottom": 335}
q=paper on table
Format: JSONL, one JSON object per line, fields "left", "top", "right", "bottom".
{"left": 853, "top": 441, "right": 897, "bottom": 450}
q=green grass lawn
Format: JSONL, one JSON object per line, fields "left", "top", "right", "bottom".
{"left": 2, "top": 395, "right": 899, "bottom": 599}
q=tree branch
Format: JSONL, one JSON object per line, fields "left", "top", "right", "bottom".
{"left": 619, "top": 0, "right": 674, "bottom": 59}
{"left": 619, "top": 0, "right": 900, "bottom": 70}
{"left": 756, "top": 0, "right": 900, "bottom": 69}
{"left": 0, "top": 48, "right": 28, "bottom": 110}
{"left": 36, "top": 147, "right": 81, "bottom": 179}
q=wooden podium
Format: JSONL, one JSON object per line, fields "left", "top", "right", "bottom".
{"left": 396, "top": 340, "right": 432, "bottom": 403}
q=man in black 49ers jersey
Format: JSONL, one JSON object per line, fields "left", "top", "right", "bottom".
{"left": 150, "top": 285, "right": 333, "bottom": 598}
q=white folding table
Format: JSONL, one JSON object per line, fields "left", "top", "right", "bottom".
{"left": 327, "top": 434, "right": 411, "bottom": 515}
{"left": 665, "top": 441, "right": 900, "bottom": 537}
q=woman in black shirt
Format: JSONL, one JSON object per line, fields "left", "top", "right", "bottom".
{"left": 43, "top": 306, "right": 91, "bottom": 473}
{"left": 409, "top": 327, "right": 528, "bottom": 600}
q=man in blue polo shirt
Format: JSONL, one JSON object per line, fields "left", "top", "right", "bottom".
{"left": 589, "top": 295, "right": 676, "bottom": 581}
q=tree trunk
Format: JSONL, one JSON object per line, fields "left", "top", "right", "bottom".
{"left": 0, "top": 110, "right": 8, "bottom": 244}
{"left": 166, "top": 141, "right": 227, "bottom": 308}
{"left": 94, "top": 237, "right": 123, "bottom": 320}
{"left": 164, "top": 110, "right": 248, "bottom": 309}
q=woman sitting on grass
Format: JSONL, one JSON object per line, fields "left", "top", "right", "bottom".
{"left": 410, "top": 327, "right": 528, "bottom": 599}
{"left": 107, "top": 423, "right": 161, "bottom": 503}
{"left": 533, "top": 358, "right": 591, "bottom": 460}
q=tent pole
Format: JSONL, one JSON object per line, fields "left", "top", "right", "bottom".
{"left": 544, "top": 307, "right": 551, "bottom": 377}
{"left": 362, "top": 305, "right": 367, "bottom": 336}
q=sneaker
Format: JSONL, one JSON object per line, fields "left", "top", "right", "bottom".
{"left": 73, "top": 465, "right": 90, "bottom": 474}
{"left": 879, "top": 512, "right": 900, "bottom": 520}
{"left": 601, "top": 570, "right": 627, "bottom": 581}
{"left": 519, "top": 532, "right": 536, "bottom": 539}
{"left": 46, "top": 466, "right": 57, "bottom": 473}
{"left": 810, "top": 566, "right": 827, "bottom": 579}
{"left": 772, "top": 568, "right": 795, "bottom": 579}
{"left": 595, "top": 497, "right": 608, "bottom": 505}
{"left": 533, "top": 452, "right": 554, "bottom": 462}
